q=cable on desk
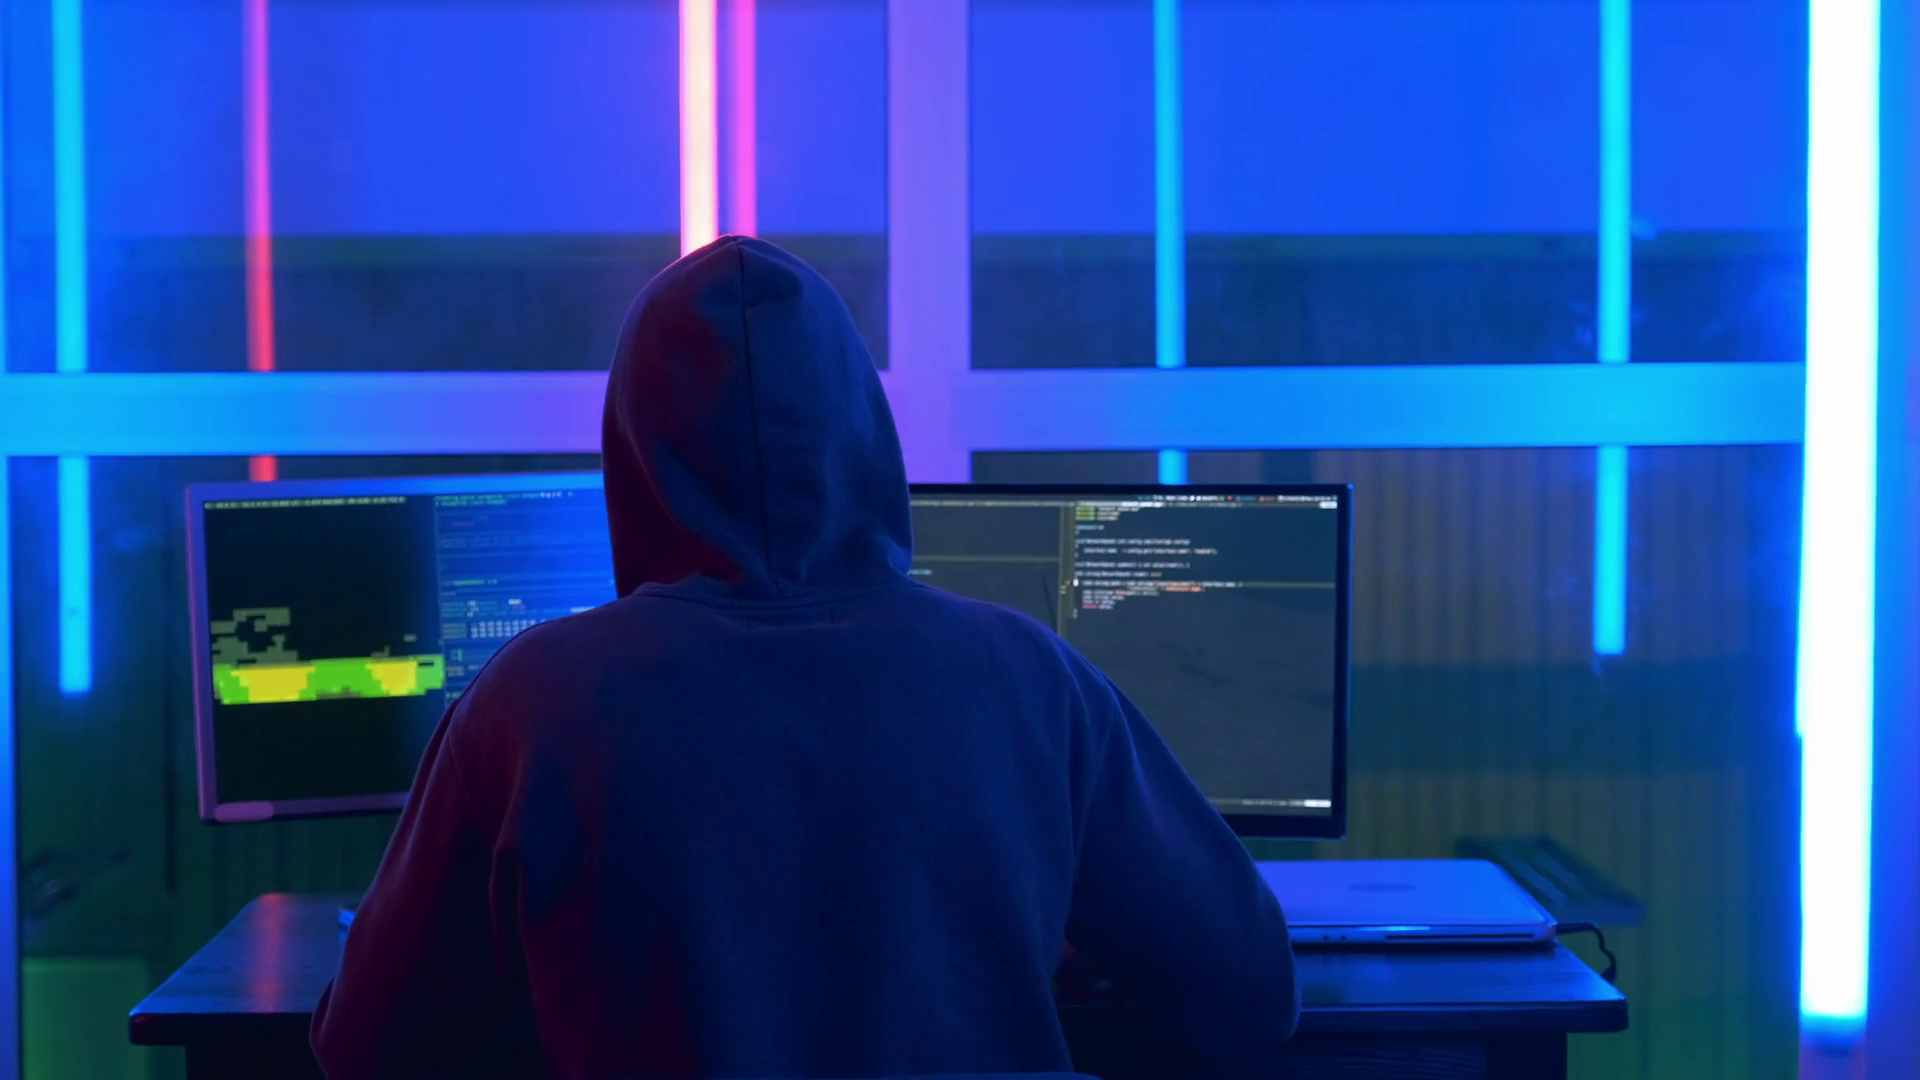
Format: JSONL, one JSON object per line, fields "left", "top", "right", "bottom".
{"left": 1555, "top": 921, "right": 1618, "bottom": 984}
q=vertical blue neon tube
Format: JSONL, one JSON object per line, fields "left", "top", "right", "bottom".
{"left": 1797, "top": 0, "right": 1880, "bottom": 1041}
{"left": 1592, "top": 0, "right": 1631, "bottom": 657}
{"left": 0, "top": 4, "right": 21, "bottom": 1066}
{"left": 53, "top": 0, "right": 92, "bottom": 694}
{"left": 1152, "top": 0, "right": 1187, "bottom": 485}
{"left": 1157, "top": 449, "right": 1188, "bottom": 485}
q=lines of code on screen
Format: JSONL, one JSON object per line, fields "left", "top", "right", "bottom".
{"left": 433, "top": 490, "right": 615, "bottom": 698}
{"left": 909, "top": 493, "right": 1342, "bottom": 817}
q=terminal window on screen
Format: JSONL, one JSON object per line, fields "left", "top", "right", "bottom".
{"left": 907, "top": 494, "right": 1342, "bottom": 816}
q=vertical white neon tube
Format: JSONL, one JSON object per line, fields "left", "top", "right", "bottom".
{"left": 680, "top": 0, "right": 720, "bottom": 255}
{"left": 52, "top": 0, "right": 92, "bottom": 694}
{"left": 1798, "top": 0, "right": 1880, "bottom": 1041}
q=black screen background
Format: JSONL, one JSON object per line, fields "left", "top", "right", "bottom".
{"left": 202, "top": 499, "right": 444, "bottom": 804}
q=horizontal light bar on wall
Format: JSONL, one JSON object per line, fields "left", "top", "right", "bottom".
{"left": 1796, "top": 0, "right": 1881, "bottom": 1044}
{"left": 0, "top": 364, "right": 1809, "bottom": 457}
{"left": 0, "top": 373, "right": 610, "bottom": 456}
{"left": 951, "top": 363, "right": 1807, "bottom": 451}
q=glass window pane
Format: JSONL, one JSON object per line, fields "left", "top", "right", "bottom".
{"left": 78, "top": 1, "right": 887, "bottom": 374}
{"left": 8, "top": 455, "right": 594, "bottom": 965}
{"left": 1185, "top": 3, "right": 1598, "bottom": 368}
{"left": 1632, "top": 3, "right": 1805, "bottom": 365}
{"left": 971, "top": 2, "right": 1155, "bottom": 370}
{"left": 758, "top": 0, "right": 890, "bottom": 367}
{"left": 971, "top": 2, "right": 1805, "bottom": 372}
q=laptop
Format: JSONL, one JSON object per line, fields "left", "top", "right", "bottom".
{"left": 1259, "top": 859, "right": 1557, "bottom": 946}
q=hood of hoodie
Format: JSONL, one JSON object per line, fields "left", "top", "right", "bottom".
{"left": 601, "top": 236, "right": 913, "bottom": 600}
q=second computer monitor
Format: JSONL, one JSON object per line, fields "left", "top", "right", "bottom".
{"left": 912, "top": 485, "right": 1349, "bottom": 838}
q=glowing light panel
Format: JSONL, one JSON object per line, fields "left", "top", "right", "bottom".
{"left": 52, "top": 0, "right": 92, "bottom": 694}
{"left": 728, "top": 0, "right": 757, "bottom": 236}
{"left": 1797, "top": 0, "right": 1880, "bottom": 1041}
{"left": 1153, "top": 0, "right": 1186, "bottom": 484}
{"left": 0, "top": 365, "right": 1808, "bottom": 457}
{"left": 1592, "top": 445, "right": 1628, "bottom": 654}
{"left": 1157, "top": 449, "right": 1188, "bottom": 485}
{"left": 0, "top": 7, "right": 19, "bottom": 1055}
{"left": 1593, "top": 0, "right": 1631, "bottom": 657}
{"left": 244, "top": 0, "right": 278, "bottom": 483}
{"left": 56, "top": 459, "right": 92, "bottom": 695}
{"left": 681, "top": 0, "right": 720, "bottom": 254}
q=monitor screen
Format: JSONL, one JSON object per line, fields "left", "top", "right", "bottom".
{"left": 188, "top": 476, "right": 1348, "bottom": 838}
{"left": 188, "top": 475, "right": 615, "bottom": 820}
{"left": 911, "top": 485, "right": 1349, "bottom": 838}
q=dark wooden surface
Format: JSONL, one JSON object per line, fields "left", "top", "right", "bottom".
{"left": 131, "top": 894, "right": 1627, "bottom": 1080}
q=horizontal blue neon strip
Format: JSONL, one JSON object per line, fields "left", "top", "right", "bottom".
{"left": 954, "top": 364, "right": 1806, "bottom": 450}
{"left": 0, "top": 365, "right": 1808, "bottom": 456}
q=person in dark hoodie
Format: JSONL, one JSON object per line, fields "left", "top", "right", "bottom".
{"left": 310, "top": 236, "right": 1299, "bottom": 1080}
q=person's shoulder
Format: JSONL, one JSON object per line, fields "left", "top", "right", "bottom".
{"left": 894, "top": 581, "right": 1113, "bottom": 693}
{"left": 484, "top": 601, "right": 618, "bottom": 669}
{"left": 446, "top": 600, "right": 636, "bottom": 727}
{"left": 896, "top": 578, "right": 1067, "bottom": 642}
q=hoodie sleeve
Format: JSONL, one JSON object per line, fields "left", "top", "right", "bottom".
{"left": 310, "top": 704, "right": 539, "bottom": 1080}
{"left": 1064, "top": 674, "right": 1300, "bottom": 1074}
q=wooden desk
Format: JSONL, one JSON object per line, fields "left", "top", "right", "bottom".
{"left": 130, "top": 894, "right": 1627, "bottom": 1080}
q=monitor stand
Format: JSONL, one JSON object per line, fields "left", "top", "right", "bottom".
{"left": 338, "top": 903, "right": 358, "bottom": 930}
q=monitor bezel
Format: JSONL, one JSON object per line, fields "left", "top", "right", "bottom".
{"left": 186, "top": 474, "right": 1350, "bottom": 840}
{"left": 913, "top": 482, "right": 1352, "bottom": 841}
{"left": 185, "top": 471, "right": 604, "bottom": 824}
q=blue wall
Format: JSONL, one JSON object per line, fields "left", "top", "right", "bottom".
{"left": 83, "top": 0, "right": 1802, "bottom": 237}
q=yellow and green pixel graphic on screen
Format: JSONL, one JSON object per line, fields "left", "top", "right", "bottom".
{"left": 210, "top": 607, "right": 444, "bottom": 706}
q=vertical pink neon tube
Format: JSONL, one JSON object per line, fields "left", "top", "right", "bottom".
{"left": 243, "top": 0, "right": 278, "bottom": 481}
{"left": 680, "top": 0, "right": 720, "bottom": 254}
{"left": 727, "top": 0, "right": 756, "bottom": 236}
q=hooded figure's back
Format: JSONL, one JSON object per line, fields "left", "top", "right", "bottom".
{"left": 311, "top": 237, "right": 1298, "bottom": 1080}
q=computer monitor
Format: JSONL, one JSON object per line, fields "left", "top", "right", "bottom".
{"left": 910, "top": 485, "right": 1349, "bottom": 839}
{"left": 188, "top": 476, "right": 1349, "bottom": 838}
{"left": 187, "top": 474, "right": 616, "bottom": 822}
